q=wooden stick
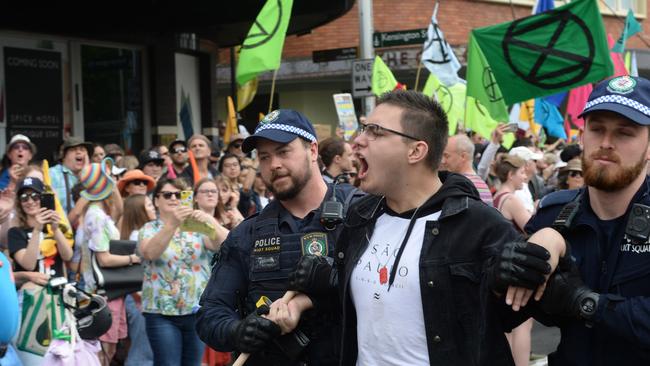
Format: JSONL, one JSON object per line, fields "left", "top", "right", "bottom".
{"left": 232, "top": 290, "right": 297, "bottom": 366}
{"left": 414, "top": 61, "right": 424, "bottom": 92}
{"left": 268, "top": 68, "right": 279, "bottom": 113}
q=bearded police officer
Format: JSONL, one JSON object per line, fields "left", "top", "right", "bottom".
{"left": 525, "top": 76, "right": 650, "bottom": 366}
{"left": 196, "top": 110, "right": 357, "bottom": 366}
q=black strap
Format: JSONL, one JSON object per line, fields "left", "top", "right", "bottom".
{"left": 63, "top": 170, "right": 71, "bottom": 213}
{"left": 388, "top": 207, "right": 421, "bottom": 291}
{"left": 551, "top": 192, "right": 583, "bottom": 235}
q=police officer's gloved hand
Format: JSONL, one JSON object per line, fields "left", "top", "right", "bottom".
{"left": 489, "top": 241, "right": 551, "bottom": 293}
{"left": 230, "top": 307, "right": 282, "bottom": 354}
{"left": 288, "top": 255, "right": 336, "bottom": 295}
{"left": 538, "top": 265, "right": 600, "bottom": 320}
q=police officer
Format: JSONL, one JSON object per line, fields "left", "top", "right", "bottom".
{"left": 526, "top": 76, "right": 650, "bottom": 366}
{"left": 196, "top": 109, "right": 356, "bottom": 366}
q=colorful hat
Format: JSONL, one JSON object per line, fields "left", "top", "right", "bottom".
{"left": 80, "top": 157, "right": 115, "bottom": 201}
{"left": 117, "top": 169, "right": 155, "bottom": 195}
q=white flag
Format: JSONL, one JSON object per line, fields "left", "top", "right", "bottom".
{"left": 421, "top": 6, "right": 461, "bottom": 86}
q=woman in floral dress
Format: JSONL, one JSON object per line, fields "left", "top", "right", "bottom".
{"left": 138, "top": 178, "right": 221, "bottom": 366}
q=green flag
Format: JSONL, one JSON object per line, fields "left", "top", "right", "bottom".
{"left": 472, "top": 0, "right": 613, "bottom": 105}
{"left": 371, "top": 56, "right": 400, "bottom": 96}
{"left": 612, "top": 9, "right": 642, "bottom": 53}
{"left": 465, "top": 97, "right": 515, "bottom": 148}
{"left": 423, "top": 74, "right": 466, "bottom": 135}
{"left": 466, "top": 35, "right": 509, "bottom": 122}
{"left": 236, "top": 0, "right": 294, "bottom": 85}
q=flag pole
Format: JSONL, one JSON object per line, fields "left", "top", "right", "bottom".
{"left": 414, "top": 62, "right": 424, "bottom": 91}
{"left": 268, "top": 68, "right": 279, "bottom": 113}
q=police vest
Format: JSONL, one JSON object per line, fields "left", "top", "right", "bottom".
{"left": 246, "top": 192, "right": 345, "bottom": 309}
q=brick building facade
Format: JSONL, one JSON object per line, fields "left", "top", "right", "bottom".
{"left": 216, "top": 0, "right": 650, "bottom": 136}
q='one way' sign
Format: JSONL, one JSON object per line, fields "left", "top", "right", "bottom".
{"left": 351, "top": 59, "right": 373, "bottom": 98}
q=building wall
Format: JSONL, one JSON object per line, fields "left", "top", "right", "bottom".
{"left": 220, "top": 0, "right": 650, "bottom": 63}
{"left": 217, "top": 0, "right": 650, "bottom": 134}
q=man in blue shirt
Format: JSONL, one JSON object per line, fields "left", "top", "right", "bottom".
{"left": 49, "top": 137, "right": 92, "bottom": 214}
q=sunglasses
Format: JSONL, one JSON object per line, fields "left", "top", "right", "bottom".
{"left": 232, "top": 143, "right": 242, "bottom": 149}
{"left": 172, "top": 147, "right": 187, "bottom": 154}
{"left": 569, "top": 171, "right": 583, "bottom": 178}
{"left": 158, "top": 191, "right": 181, "bottom": 200}
{"left": 130, "top": 179, "right": 148, "bottom": 186}
{"left": 19, "top": 192, "right": 41, "bottom": 203}
{"left": 11, "top": 143, "right": 31, "bottom": 151}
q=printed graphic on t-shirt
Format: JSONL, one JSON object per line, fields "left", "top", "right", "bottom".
{"left": 350, "top": 211, "right": 440, "bottom": 366}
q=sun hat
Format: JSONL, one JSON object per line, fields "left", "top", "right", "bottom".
{"left": 117, "top": 169, "right": 155, "bottom": 195}
{"left": 79, "top": 157, "right": 115, "bottom": 201}
{"left": 7, "top": 134, "right": 37, "bottom": 154}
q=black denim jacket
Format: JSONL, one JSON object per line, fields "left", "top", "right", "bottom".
{"left": 335, "top": 172, "right": 523, "bottom": 366}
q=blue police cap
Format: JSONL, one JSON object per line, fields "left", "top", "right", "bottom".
{"left": 242, "top": 109, "right": 318, "bottom": 153}
{"left": 579, "top": 76, "right": 650, "bottom": 126}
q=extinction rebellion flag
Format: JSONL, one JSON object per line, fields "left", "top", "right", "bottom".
{"left": 471, "top": 0, "right": 613, "bottom": 105}
{"left": 236, "top": 0, "right": 294, "bottom": 86}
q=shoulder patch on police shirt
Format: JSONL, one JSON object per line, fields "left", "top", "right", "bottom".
{"left": 301, "top": 232, "right": 328, "bottom": 256}
{"left": 538, "top": 189, "right": 581, "bottom": 210}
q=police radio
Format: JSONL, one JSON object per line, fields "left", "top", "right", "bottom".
{"left": 320, "top": 183, "right": 344, "bottom": 230}
{"left": 625, "top": 203, "right": 650, "bottom": 242}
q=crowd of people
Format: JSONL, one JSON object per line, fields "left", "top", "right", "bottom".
{"left": 1, "top": 75, "right": 649, "bottom": 366}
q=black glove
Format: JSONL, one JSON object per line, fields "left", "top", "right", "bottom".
{"left": 489, "top": 241, "right": 551, "bottom": 293}
{"left": 539, "top": 265, "right": 600, "bottom": 319}
{"left": 288, "top": 255, "right": 336, "bottom": 295}
{"left": 230, "top": 307, "right": 282, "bottom": 354}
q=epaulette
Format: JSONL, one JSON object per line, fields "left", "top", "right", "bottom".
{"left": 537, "top": 189, "right": 582, "bottom": 210}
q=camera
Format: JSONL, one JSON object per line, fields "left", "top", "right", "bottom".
{"left": 625, "top": 203, "right": 650, "bottom": 242}
{"left": 320, "top": 201, "right": 343, "bottom": 230}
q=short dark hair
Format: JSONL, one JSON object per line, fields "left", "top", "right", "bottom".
{"left": 319, "top": 137, "right": 346, "bottom": 167}
{"left": 376, "top": 90, "right": 448, "bottom": 171}
{"left": 218, "top": 152, "right": 240, "bottom": 173}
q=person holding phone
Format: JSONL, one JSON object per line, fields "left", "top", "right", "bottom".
{"left": 138, "top": 178, "right": 222, "bottom": 366}
{"left": 8, "top": 177, "right": 72, "bottom": 285}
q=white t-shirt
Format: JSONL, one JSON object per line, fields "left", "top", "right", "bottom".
{"left": 350, "top": 211, "right": 441, "bottom": 366}
{"left": 514, "top": 183, "right": 535, "bottom": 213}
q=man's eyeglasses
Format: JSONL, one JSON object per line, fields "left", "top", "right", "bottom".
{"left": 158, "top": 191, "right": 181, "bottom": 200}
{"left": 130, "top": 180, "right": 148, "bottom": 186}
{"left": 358, "top": 123, "right": 420, "bottom": 141}
{"left": 569, "top": 171, "right": 583, "bottom": 178}
{"left": 19, "top": 192, "right": 41, "bottom": 203}
{"left": 172, "top": 147, "right": 187, "bottom": 154}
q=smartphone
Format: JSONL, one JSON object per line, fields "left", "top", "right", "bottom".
{"left": 504, "top": 123, "right": 519, "bottom": 133}
{"left": 41, "top": 192, "right": 56, "bottom": 211}
{"left": 180, "top": 190, "right": 194, "bottom": 208}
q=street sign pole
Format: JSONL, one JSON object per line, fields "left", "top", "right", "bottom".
{"left": 358, "top": 0, "right": 375, "bottom": 115}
